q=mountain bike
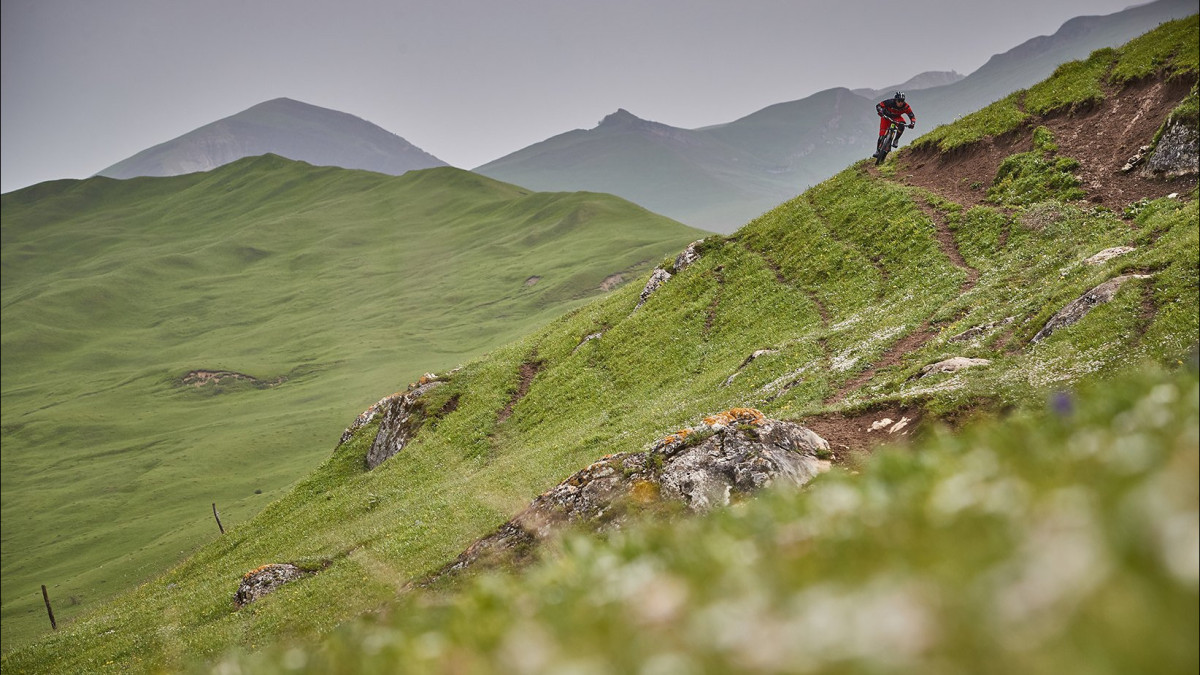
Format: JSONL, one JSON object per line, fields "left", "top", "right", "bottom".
{"left": 874, "top": 119, "right": 914, "bottom": 165}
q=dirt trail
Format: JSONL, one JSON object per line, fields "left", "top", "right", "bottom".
{"left": 917, "top": 201, "right": 980, "bottom": 293}
{"left": 825, "top": 75, "right": 1196, "bottom": 405}
{"left": 800, "top": 405, "right": 926, "bottom": 459}
{"left": 497, "top": 357, "right": 544, "bottom": 423}
{"left": 826, "top": 325, "right": 939, "bottom": 404}
{"left": 900, "top": 77, "right": 1197, "bottom": 208}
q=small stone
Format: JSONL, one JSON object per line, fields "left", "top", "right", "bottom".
{"left": 1082, "top": 246, "right": 1135, "bottom": 265}
{"left": 949, "top": 317, "right": 1013, "bottom": 343}
{"left": 870, "top": 418, "right": 894, "bottom": 432}
{"left": 920, "top": 357, "right": 992, "bottom": 377}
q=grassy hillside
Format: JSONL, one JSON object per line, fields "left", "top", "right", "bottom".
{"left": 0, "top": 157, "right": 704, "bottom": 648}
{"left": 221, "top": 364, "right": 1200, "bottom": 674}
{"left": 4, "top": 18, "right": 1197, "bottom": 674}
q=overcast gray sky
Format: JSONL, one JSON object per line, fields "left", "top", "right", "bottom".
{"left": 2, "top": 0, "right": 1146, "bottom": 193}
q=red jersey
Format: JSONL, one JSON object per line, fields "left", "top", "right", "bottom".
{"left": 876, "top": 97, "right": 916, "bottom": 123}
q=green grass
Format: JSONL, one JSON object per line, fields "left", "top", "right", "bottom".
{"left": 913, "top": 15, "right": 1199, "bottom": 153}
{"left": 4, "top": 147, "right": 1195, "bottom": 671}
{"left": 1024, "top": 48, "right": 1115, "bottom": 115}
{"left": 5, "top": 19, "right": 1199, "bottom": 674}
{"left": 987, "top": 128, "right": 1087, "bottom": 205}
{"left": 1110, "top": 14, "right": 1200, "bottom": 83}
{"left": 0, "top": 157, "right": 705, "bottom": 648}
{"left": 215, "top": 364, "right": 1200, "bottom": 675}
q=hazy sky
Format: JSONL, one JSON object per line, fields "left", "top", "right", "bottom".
{"left": 2, "top": 0, "right": 1146, "bottom": 193}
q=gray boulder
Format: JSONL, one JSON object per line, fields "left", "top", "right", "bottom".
{"left": 434, "top": 409, "right": 829, "bottom": 578}
{"left": 1033, "top": 274, "right": 1151, "bottom": 343}
{"left": 1082, "top": 246, "right": 1136, "bottom": 265}
{"left": 674, "top": 239, "right": 705, "bottom": 271}
{"left": 635, "top": 239, "right": 707, "bottom": 310}
{"left": 635, "top": 267, "right": 674, "bottom": 309}
{"left": 363, "top": 379, "right": 445, "bottom": 470}
{"left": 234, "top": 563, "right": 309, "bottom": 608}
{"left": 920, "top": 357, "right": 992, "bottom": 377}
{"left": 339, "top": 373, "right": 447, "bottom": 470}
{"left": 1141, "top": 120, "right": 1199, "bottom": 178}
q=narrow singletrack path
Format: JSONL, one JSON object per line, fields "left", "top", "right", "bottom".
{"left": 915, "top": 201, "right": 980, "bottom": 293}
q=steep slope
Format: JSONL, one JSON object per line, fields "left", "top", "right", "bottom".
{"left": 0, "top": 158, "right": 704, "bottom": 648}
{"left": 96, "top": 98, "right": 447, "bottom": 179}
{"left": 5, "top": 17, "right": 1195, "bottom": 672}
{"left": 920, "top": 0, "right": 1197, "bottom": 118}
{"left": 476, "top": 0, "right": 1194, "bottom": 232}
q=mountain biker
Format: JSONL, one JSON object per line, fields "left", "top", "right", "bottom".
{"left": 876, "top": 91, "right": 916, "bottom": 155}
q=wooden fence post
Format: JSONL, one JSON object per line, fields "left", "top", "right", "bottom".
{"left": 41, "top": 584, "right": 57, "bottom": 630}
{"left": 212, "top": 502, "right": 225, "bottom": 534}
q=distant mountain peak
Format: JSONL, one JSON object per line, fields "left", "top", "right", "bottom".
{"left": 851, "top": 70, "right": 967, "bottom": 99}
{"left": 97, "top": 98, "right": 447, "bottom": 180}
{"left": 598, "top": 108, "right": 647, "bottom": 128}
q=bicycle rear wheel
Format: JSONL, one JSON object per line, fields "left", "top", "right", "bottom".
{"left": 875, "top": 129, "right": 893, "bottom": 164}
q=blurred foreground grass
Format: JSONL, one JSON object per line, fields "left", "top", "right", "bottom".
{"left": 216, "top": 362, "right": 1199, "bottom": 674}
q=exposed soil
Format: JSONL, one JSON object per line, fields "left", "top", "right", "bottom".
{"left": 438, "top": 393, "right": 462, "bottom": 417}
{"left": 915, "top": 201, "right": 980, "bottom": 292}
{"left": 828, "top": 74, "right": 1197, "bottom": 402}
{"left": 599, "top": 274, "right": 625, "bottom": 291}
{"left": 798, "top": 404, "right": 926, "bottom": 461}
{"left": 179, "top": 369, "right": 284, "bottom": 388}
{"left": 497, "top": 358, "right": 545, "bottom": 423}
{"left": 899, "top": 77, "right": 1198, "bottom": 209}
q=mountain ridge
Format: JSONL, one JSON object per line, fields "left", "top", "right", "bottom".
{"left": 96, "top": 97, "right": 448, "bottom": 180}
{"left": 475, "top": 0, "right": 1196, "bottom": 231}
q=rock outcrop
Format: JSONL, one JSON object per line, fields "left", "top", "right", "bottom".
{"left": 723, "top": 349, "right": 780, "bottom": 387}
{"left": 433, "top": 409, "right": 829, "bottom": 579}
{"left": 1082, "top": 246, "right": 1136, "bottom": 265}
{"left": 919, "top": 357, "right": 992, "bottom": 377}
{"left": 635, "top": 239, "right": 707, "bottom": 310}
{"left": 339, "top": 373, "right": 448, "bottom": 470}
{"left": 635, "top": 268, "right": 673, "bottom": 309}
{"left": 234, "top": 563, "right": 309, "bottom": 608}
{"left": 948, "top": 317, "right": 1014, "bottom": 343}
{"left": 1032, "top": 274, "right": 1151, "bottom": 343}
{"left": 1141, "top": 120, "right": 1199, "bottom": 178}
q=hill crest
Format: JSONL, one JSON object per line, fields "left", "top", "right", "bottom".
{"left": 96, "top": 98, "right": 447, "bottom": 180}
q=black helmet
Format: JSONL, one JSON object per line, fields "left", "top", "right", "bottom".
{"left": 894, "top": 91, "right": 906, "bottom": 103}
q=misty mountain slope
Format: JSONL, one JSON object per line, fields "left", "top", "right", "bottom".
{"left": 475, "top": 0, "right": 1194, "bottom": 232}
{"left": 0, "top": 157, "right": 704, "bottom": 648}
{"left": 477, "top": 89, "right": 879, "bottom": 233}
{"left": 475, "top": 109, "right": 772, "bottom": 231}
{"left": 6, "top": 18, "right": 1195, "bottom": 671}
{"left": 919, "top": 0, "right": 1197, "bottom": 119}
{"left": 850, "top": 69, "right": 966, "bottom": 99}
{"left": 96, "top": 98, "right": 447, "bottom": 179}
